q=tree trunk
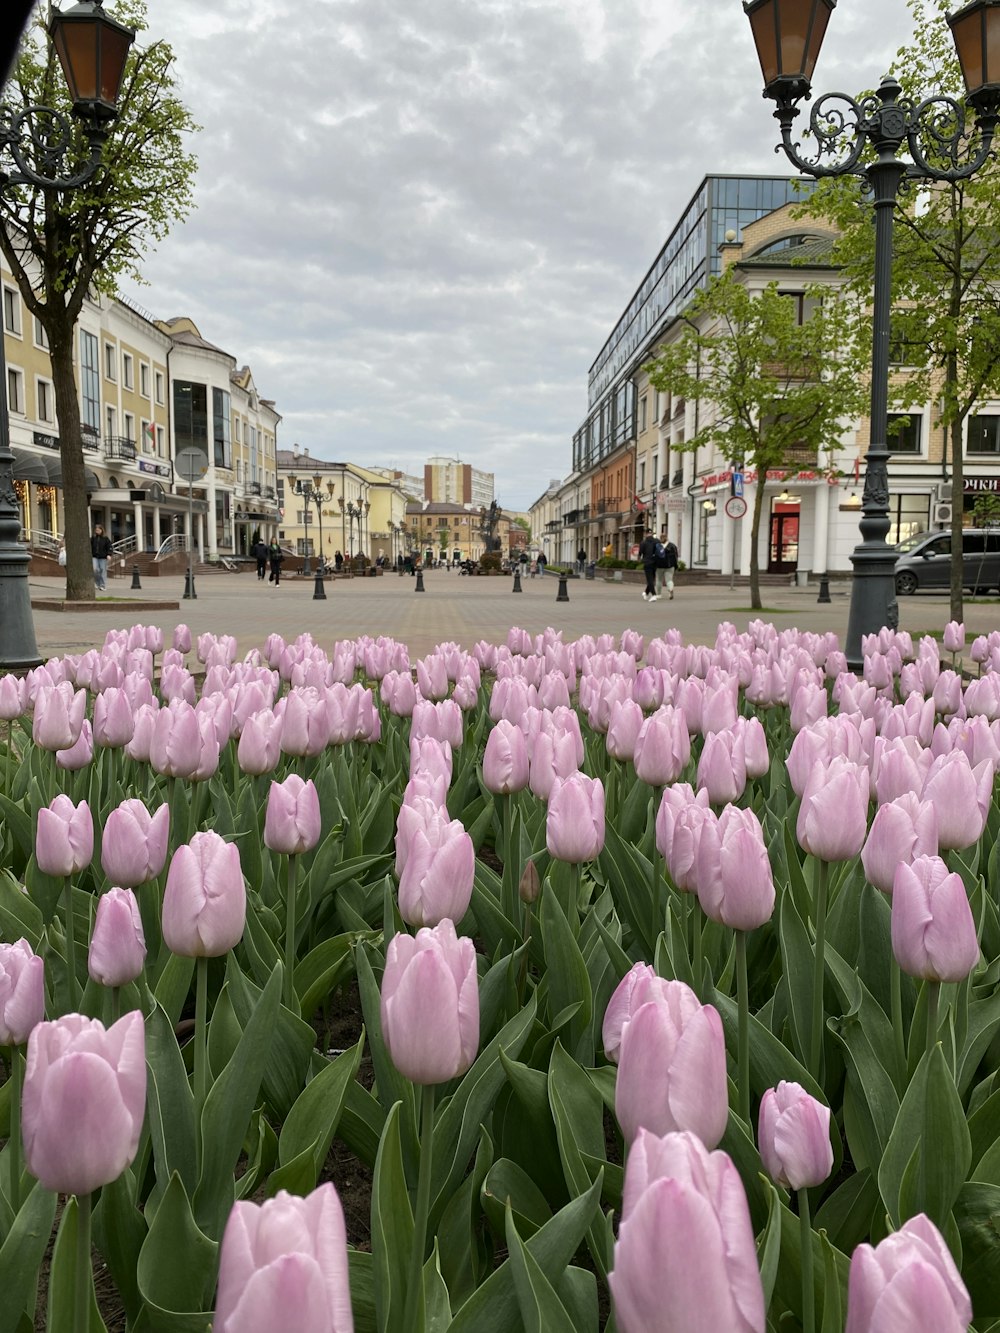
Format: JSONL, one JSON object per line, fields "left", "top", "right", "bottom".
{"left": 49, "top": 321, "right": 95, "bottom": 602}
{"left": 748, "top": 469, "right": 767, "bottom": 611}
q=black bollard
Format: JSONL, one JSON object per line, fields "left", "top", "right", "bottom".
{"left": 556, "top": 573, "right": 569, "bottom": 603}
{"left": 313, "top": 571, "right": 327, "bottom": 601}
{"left": 415, "top": 569, "right": 425, "bottom": 592}
{"left": 130, "top": 564, "right": 142, "bottom": 590}
{"left": 182, "top": 569, "right": 197, "bottom": 600}
{"left": 512, "top": 568, "right": 522, "bottom": 593}
{"left": 817, "top": 574, "right": 831, "bottom": 604}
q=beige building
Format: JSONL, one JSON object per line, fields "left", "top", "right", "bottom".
{"left": 276, "top": 447, "right": 409, "bottom": 566}
{"left": 405, "top": 499, "right": 510, "bottom": 564}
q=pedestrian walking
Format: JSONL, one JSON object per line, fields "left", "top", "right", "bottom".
{"left": 577, "top": 546, "right": 586, "bottom": 574}
{"left": 638, "top": 529, "right": 659, "bottom": 601}
{"left": 90, "top": 524, "right": 112, "bottom": 590}
{"left": 334, "top": 550, "right": 344, "bottom": 572}
{"left": 655, "top": 532, "right": 679, "bottom": 600}
{"left": 268, "top": 540, "right": 284, "bottom": 586}
{"left": 253, "top": 537, "right": 268, "bottom": 580}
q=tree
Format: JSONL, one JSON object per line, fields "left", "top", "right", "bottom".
{"left": 645, "top": 273, "right": 867, "bottom": 609}
{"left": 799, "top": 0, "right": 1000, "bottom": 621}
{"left": 1, "top": 1, "right": 197, "bottom": 599}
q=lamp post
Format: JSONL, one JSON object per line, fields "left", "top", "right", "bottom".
{"left": 0, "top": 0, "right": 134, "bottom": 671}
{"left": 289, "top": 472, "right": 335, "bottom": 596}
{"left": 744, "top": 0, "right": 1000, "bottom": 668}
{"left": 343, "top": 500, "right": 364, "bottom": 563}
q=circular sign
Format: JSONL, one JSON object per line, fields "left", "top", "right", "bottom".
{"left": 176, "top": 448, "right": 208, "bottom": 483}
{"left": 725, "top": 496, "right": 748, "bottom": 520}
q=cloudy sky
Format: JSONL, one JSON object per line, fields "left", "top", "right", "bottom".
{"left": 123, "top": 0, "right": 915, "bottom": 510}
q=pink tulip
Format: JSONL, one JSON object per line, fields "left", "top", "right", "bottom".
{"left": 701, "top": 679, "right": 739, "bottom": 735}
{"left": 873, "top": 737, "right": 931, "bottom": 806}
{"left": 380, "top": 919, "right": 479, "bottom": 1084}
{"left": 736, "top": 715, "right": 769, "bottom": 779}
{"left": 162, "top": 831, "right": 246, "bottom": 958}
{"left": 696, "top": 805, "right": 775, "bottom": 931}
{"left": 0, "top": 939, "right": 45, "bottom": 1045}
{"left": 280, "top": 688, "right": 332, "bottom": 758}
{"left": 527, "top": 727, "right": 579, "bottom": 800}
{"left": 931, "top": 670, "right": 963, "bottom": 718}
{"left": 845, "top": 1213, "right": 971, "bottom": 1333}
{"left": 655, "top": 783, "right": 710, "bottom": 863}
{"left": 88, "top": 888, "right": 147, "bottom": 987}
{"left": 942, "top": 621, "right": 965, "bottom": 655}
{"left": 32, "top": 682, "right": 86, "bottom": 751}
{"left": 0, "top": 673, "right": 25, "bottom": 720}
{"left": 633, "top": 706, "right": 690, "bottom": 786}
{"left": 398, "top": 815, "right": 475, "bottom": 928}
{"left": 696, "top": 728, "right": 747, "bottom": 805}
{"left": 22, "top": 1011, "right": 146, "bottom": 1195}
{"left": 55, "top": 719, "right": 94, "bottom": 771}
{"left": 546, "top": 773, "right": 605, "bottom": 863}
{"left": 603, "top": 962, "right": 672, "bottom": 1063}
{"left": 610, "top": 1130, "right": 765, "bottom": 1333}
{"left": 921, "top": 750, "right": 993, "bottom": 850}
{"left": 891, "top": 855, "right": 980, "bottom": 983}
{"left": 614, "top": 982, "right": 728, "bottom": 1147}
{"left": 416, "top": 653, "right": 449, "bottom": 702}
{"left": 633, "top": 666, "right": 665, "bottom": 712}
{"left": 861, "top": 794, "right": 938, "bottom": 894}
{"left": 214, "top": 1185, "right": 354, "bottom": 1333}
{"left": 482, "top": 719, "right": 529, "bottom": 795}
{"left": 409, "top": 736, "right": 453, "bottom": 787}
{"left": 102, "top": 799, "right": 170, "bottom": 887}
{"left": 149, "top": 701, "right": 202, "bottom": 779}
{"left": 606, "top": 699, "right": 645, "bottom": 762}
{"left": 238, "top": 710, "right": 283, "bottom": 776}
{"left": 797, "top": 756, "right": 869, "bottom": 861}
{"left": 758, "top": 1081, "right": 833, "bottom": 1190}
{"left": 667, "top": 801, "right": 715, "bottom": 894}
{"left": 172, "top": 624, "right": 192, "bottom": 654}
{"left": 36, "top": 795, "right": 93, "bottom": 877}
{"left": 124, "top": 704, "right": 158, "bottom": 763}
{"left": 264, "top": 776, "right": 322, "bottom": 857}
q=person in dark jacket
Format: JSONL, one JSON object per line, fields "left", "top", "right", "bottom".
{"left": 268, "top": 541, "right": 284, "bottom": 585}
{"left": 638, "top": 529, "right": 659, "bottom": 601}
{"left": 90, "top": 524, "right": 112, "bottom": 590}
{"left": 253, "top": 538, "right": 268, "bottom": 580}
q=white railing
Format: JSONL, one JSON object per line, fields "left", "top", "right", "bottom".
{"left": 155, "top": 533, "right": 187, "bottom": 561}
{"left": 23, "top": 529, "right": 62, "bottom": 555}
{"left": 112, "top": 534, "right": 137, "bottom": 558}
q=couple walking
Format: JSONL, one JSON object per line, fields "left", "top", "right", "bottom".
{"left": 254, "top": 539, "right": 284, "bottom": 584}
{"left": 639, "top": 529, "right": 678, "bottom": 602}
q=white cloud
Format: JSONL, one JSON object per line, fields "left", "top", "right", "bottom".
{"left": 129, "top": 0, "right": 914, "bottom": 508}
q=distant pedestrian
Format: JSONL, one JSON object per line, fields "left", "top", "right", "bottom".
{"left": 334, "top": 550, "right": 344, "bottom": 572}
{"left": 577, "top": 546, "right": 586, "bottom": 574}
{"left": 253, "top": 538, "right": 268, "bottom": 580}
{"left": 536, "top": 552, "right": 547, "bottom": 573}
{"left": 638, "top": 529, "right": 658, "bottom": 601}
{"left": 90, "top": 524, "right": 112, "bottom": 590}
{"left": 655, "top": 533, "right": 679, "bottom": 601}
{"left": 268, "top": 541, "right": 284, "bottom": 586}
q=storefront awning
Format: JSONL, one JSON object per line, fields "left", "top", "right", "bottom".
{"left": 43, "top": 457, "right": 102, "bottom": 492}
{"left": 10, "top": 449, "right": 50, "bottom": 483}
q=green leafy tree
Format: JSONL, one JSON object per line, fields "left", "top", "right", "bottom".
{"left": 799, "top": 0, "right": 1000, "bottom": 620}
{"left": 645, "top": 273, "right": 867, "bottom": 609}
{"left": 1, "top": 1, "right": 197, "bottom": 599}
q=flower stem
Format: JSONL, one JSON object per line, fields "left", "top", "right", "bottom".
{"left": 517, "top": 899, "right": 533, "bottom": 1008}
{"left": 284, "top": 853, "right": 299, "bottom": 1011}
{"left": 63, "top": 876, "right": 78, "bottom": 1010}
{"left": 111, "top": 985, "right": 121, "bottom": 1025}
{"left": 926, "top": 979, "right": 941, "bottom": 1059}
{"left": 404, "top": 1083, "right": 436, "bottom": 1330}
{"left": 798, "top": 1187, "right": 815, "bottom": 1333}
{"left": 692, "top": 901, "right": 703, "bottom": 998}
{"left": 649, "top": 785, "right": 662, "bottom": 948}
{"left": 195, "top": 954, "right": 209, "bottom": 1176}
{"left": 74, "top": 1191, "right": 92, "bottom": 1333}
{"left": 736, "top": 931, "right": 750, "bottom": 1127}
{"left": 809, "top": 858, "right": 829, "bottom": 1081}
{"left": 890, "top": 956, "right": 906, "bottom": 1089}
{"left": 8, "top": 1045, "right": 22, "bottom": 1213}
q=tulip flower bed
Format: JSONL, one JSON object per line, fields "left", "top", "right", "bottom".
{"left": 1, "top": 617, "right": 1000, "bottom": 1331}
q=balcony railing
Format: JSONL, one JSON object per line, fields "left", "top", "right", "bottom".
{"left": 104, "top": 436, "right": 137, "bottom": 461}
{"left": 263, "top": 485, "right": 276, "bottom": 500}
{"left": 248, "top": 481, "right": 262, "bottom": 495}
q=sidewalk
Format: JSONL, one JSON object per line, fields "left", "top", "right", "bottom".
{"left": 21, "top": 569, "right": 978, "bottom": 662}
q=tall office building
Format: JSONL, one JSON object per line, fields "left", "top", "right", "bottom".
{"left": 424, "top": 456, "right": 494, "bottom": 508}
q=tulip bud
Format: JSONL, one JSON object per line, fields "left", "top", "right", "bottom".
{"left": 518, "top": 860, "right": 541, "bottom": 905}
{"left": 603, "top": 962, "right": 671, "bottom": 1064}
{"left": 32, "top": 682, "right": 86, "bottom": 752}
{"left": 797, "top": 755, "right": 869, "bottom": 862}
{"left": 101, "top": 799, "right": 170, "bottom": 888}
{"left": 633, "top": 706, "right": 690, "bottom": 786}
{"left": 861, "top": 793, "right": 938, "bottom": 894}
{"left": 921, "top": 750, "right": 993, "bottom": 851}
{"left": 36, "top": 795, "right": 94, "bottom": 877}
{"left": 891, "top": 855, "right": 980, "bottom": 984}
{"left": 398, "top": 815, "right": 475, "bottom": 928}
{"left": 55, "top": 719, "right": 94, "bottom": 771}
{"left": 264, "top": 775, "right": 322, "bottom": 856}
{"left": 610, "top": 1130, "right": 765, "bottom": 1333}
{"left": 214, "top": 1184, "right": 354, "bottom": 1333}
{"left": 845, "top": 1213, "right": 971, "bottom": 1333}
{"left": 88, "top": 888, "right": 147, "bottom": 987}
{"left": 162, "top": 831, "right": 246, "bottom": 958}
{"left": 546, "top": 773, "right": 605, "bottom": 863}
{"left": 482, "top": 719, "right": 530, "bottom": 795}
{"left": 380, "top": 919, "right": 479, "bottom": 1084}
{"left": 696, "top": 804, "right": 775, "bottom": 931}
{"left": 758, "top": 1081, "right": 833, "bottom": 1190}
{"left": 0, "top": 939, "right": 45, "bottom": 1045}
{"left": 22, "top": 1011, "right": 146, "bottom": 1195}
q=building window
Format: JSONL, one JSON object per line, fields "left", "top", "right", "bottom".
{"left": 139, "top": 362, "right": 150, "bottom": 397}
{"left": 7, "top": 367, "right": 24, "bottom": 414}
{"left": 156, "top": 426, "right": 166, "bottom": 456}
{"left": 3, "top": 287, "right": 21, "bottom": 336}
{"left": 122, "top": 352, "right": 134, "bottom": 391}
{"left": 37, "top": 379, "right": 54, "bottom": 423}
{"left": 123, "top": 412, "right": 135, "bottom": 442}
{"left": 296, "top": 538, "right": 314, "bottom": 556}
{"left": 638, "top": 459, "right": 646, "bottom": 491}
{"left": 174, "top": 380, "right": 208, "bottom": 456}
{"left": 106, "top": 405, "right": 117, "bottom": 439}
{"left": 887, "top": 413, "right": 922, "bottom": 454}
{"left": 104, "top": 343, "right": 116, "bottom": 381}
{"left": 213, "top": 387, "right": 232, "bottom": 469}
{"left": 33, "top": 316, "right": 48, "bottom": 350}
{"left": 234, "top": 418, "right": 241, "bottom": 443}
{"left": 887, "top": 493, "right": 931, "bottom": 546}
{"left": 141, "top": 420, "right": 154, "bottom": 453}
{"left": 968, "top": 414, "right": 1000, "bottom": 454}
{"left": 652, "top": 453, "right": 659, "bottom": 488}
{"left": 80, "top": 331, "right": 100, "bottom": 432}
{"left": 640, "top": 394, "right": 648, "bottom": 433}
{"left": 154, "top": 370, "right": 164, "bottom": 404}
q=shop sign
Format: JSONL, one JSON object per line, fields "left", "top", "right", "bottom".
{"left": 139, "top": 460, "right": 171, "bottom": 478}
{"left": 32, "top": 431, "right": 59, "bottom": 450}
{"left": 965, "top": 477, "right": 1000, "bottom": 493}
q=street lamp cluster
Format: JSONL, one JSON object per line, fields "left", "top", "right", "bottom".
{"left": 338, "top": 497, "right": 370, "bottom": 561}
{"left": 743, "top": 0, "right": 1000, "bottom": 666}
{"left": 287, "top": 471, "right": 335, "bottom": 578}
{"left": 0, "top": 0, "right": 135, "bottom": 671}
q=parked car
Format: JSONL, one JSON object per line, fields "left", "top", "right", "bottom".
{"left": 894, "top": 528, "right": 1000, "bottom": 595}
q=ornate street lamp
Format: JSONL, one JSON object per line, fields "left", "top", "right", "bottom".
{"left": 0, "top": 0, "right": 134, "bottom": 670}
{"left": 288, "top": 471, "right": 335, "bottom": 594}
{"left": 745, "top": 0, "right": 1000, "bottom": 667}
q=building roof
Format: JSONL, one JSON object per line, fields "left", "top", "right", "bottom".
{"left": 740, "top": 234, "right": 837, "bottom": 268}
{"left": 406, "top": 500, "right": 501, "bottom": 516}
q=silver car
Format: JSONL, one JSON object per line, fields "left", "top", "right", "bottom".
{"left": 894, "top": 528, "right": 1000, "bottom": 595}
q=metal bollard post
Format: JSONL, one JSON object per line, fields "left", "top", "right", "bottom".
{"left": 130, "top": 564, "right": 142, "bottom": 590}
{"left": 556, "top": 573, "right": 569, "bottom": 603}
{"left": 512, "top": 568, "right": 522, "bottom": 593}
{"left": 817, "top": 574, "right": 831, "bottom": 604}
{"left": 415, "top": 569, "right": 425, "bottom": 592}
{"left": 182, "top": 570, "right": 197, "bottom": 600}
{"left": 313, "top": 570, "right": 327, "bottom": 601}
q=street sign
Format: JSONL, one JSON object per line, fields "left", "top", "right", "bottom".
{"left": 665, "top": 496, "right": 685, "bottom": 512}
{"left": 725, "top": 496, "right": 748, "bottom": 520}
{"left": 732, "top": 471, "right": 744, "bottom": 498}
{"left": 176, "top": 448, "right": 208, "bottom": 483}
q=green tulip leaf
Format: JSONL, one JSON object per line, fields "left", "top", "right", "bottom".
{"left": 225, "top": 952, "right": 315, "bottom": 1119}
{"left": 45, "top": 1195, "right": 107, "bottom": 1333}
{"left": 540, "top": 883, "right": 592, "bottom": 1062}
{"left": 756, "top": 1176, "right": 784, "bottom": 1315}
{"left": 471, "top": 862, "right": 521, "bottom": 958}
{"left": 448, "top": 1172, "right": 602, "bottom": 1333}
{"left": 504, "top": 1202, "right": 579, "bottom": 1333}
{"left": 422, "top": 1240, "right": 452, "bottom": 1333}
{"left": 153, "top": 954, "right": 195, "bottom": 1030}
{"left": 955, "top": 1182, "right": 1000, "bottom": 1318}
{"left": 0, "top": 870, "right": 43, "bottom": 950}
{"left": 145, "top": 1003, "right": 197, "bottom": 1196}
{"left": 547, "top": 1041, "right": 610, "bottom": 1279}
{"left": 778, "top": 886, "right": 816, "bottom": 1068}
{"left": 481, "top": 1158, "right": 554, "bottom": 1240}
{"left": 137, "top": 1172, "right": 217, "bottom": 1318}
{"left": 355, "top": 940, "right": 418, "bottom": 1170}
{"left": 958, "top": 987, "right": 1000, "bottom": 1098}
{"left": 814, "top": 1169, "right": 880, "bottom": 1256}
{"left": 206, "top": 983, "right": 242, "bottom": 1081}
{"left": 879, "top": 1044, "right": 971, "bottom": 1230}
{"left": 93, "top": 1170, "right": 147, "bottom": 1324}
{"left": 294, "top": 931, "right": 369, "bottom": 1021}
{"left": 599, "top": 823, "right": 656, "bottom": 957}
{"left": 348, "top": 1249, "right": 377, "bottom": 1333}
{"left": 268, "top": 1034, "right": 364, "bottom": 1196}
{"left": 820, "top": 1229, "right": 845, "bottom": 1333}
{"left": 437, "top": 1127, "right": 495, "bottom": 1309}
{"left": 0, "top": 1180, "right": 57, "bottom": 1333}
{"left": 0, "top": 794, "right": 31, "bottom": 866}
{"left": 371, "top": 1101, "right": 414, "bottom": 1333}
